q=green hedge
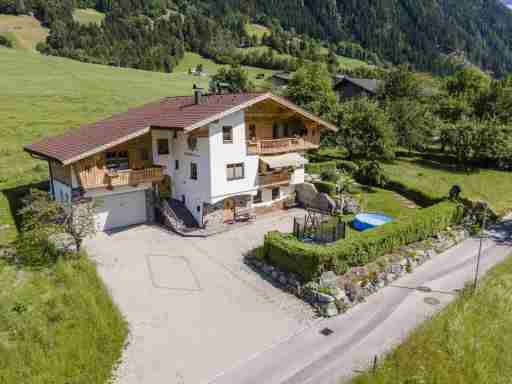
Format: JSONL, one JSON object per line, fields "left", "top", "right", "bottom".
{"left": 313, "top": 181, "right": 337, "bottom": 196}
{"left": 305, "top": 160, "right": 337, "bottom": 175}
{"left": 305, "top": 159, "right": 359, "bottom": 176}
{"left": 264, "top": 201, "right": 463, "bottom": 281}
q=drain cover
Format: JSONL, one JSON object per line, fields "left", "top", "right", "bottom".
{"left": 424, "top": 297, "right": 441, "bottom": 306}
{"left": 417, "top": 286, "right": 432, "bottom": 293}
{"left": 320, "top": 327, "right": 334, "bottom": 336}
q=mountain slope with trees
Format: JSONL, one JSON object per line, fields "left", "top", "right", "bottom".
{"left": 3, "top": 0, "right": 512, "bottom": 75}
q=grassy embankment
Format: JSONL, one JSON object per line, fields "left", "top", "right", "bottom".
{"left": 351, "top": 253, "right": 512, "bottom": 384}
{"left": 73, "top": 8, "right": 106, "bottom": 25}
{"left": 382, "top": 156, "right": 512, "bottom": 216}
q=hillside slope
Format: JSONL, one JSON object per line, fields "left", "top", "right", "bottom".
{"left": 202, "top": 0, "right": 512, "bottom": 75}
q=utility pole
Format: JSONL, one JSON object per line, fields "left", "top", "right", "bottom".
{"left": 473, "top": 204, "right": 488, "bottom": 291}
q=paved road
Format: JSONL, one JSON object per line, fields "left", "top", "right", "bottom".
{"left": 209, "top": 219, "right": 512, "bottom": 384}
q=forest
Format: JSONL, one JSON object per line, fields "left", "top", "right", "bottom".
{"left": 2, "top": 0, "right": 512, "bottom": 76}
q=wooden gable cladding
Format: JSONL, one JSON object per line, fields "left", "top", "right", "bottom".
{"left": 245, "top": 99, "right": 321, "bottom": 146}
{"left": 72, "top": 133, "right": 154, "bottom": 189}
{"left": 50, "top": 161, "right": 71, "bottom": 185}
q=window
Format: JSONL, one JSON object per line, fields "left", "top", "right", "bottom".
{"left": 139, "top": 148, "right": 149, "bottom": 162}
{"left": 227, "top": 163, "right": 244, "bottom": 181}
{"left": 249, "top": 124, "right": 256, "bottom": 139}
{"left": 190, "top": 162, "right": 198, "bottom": 180}
{"left": 272, "top": 187, "right": 280, "bottom": 200}
{"left": 105, "top": 151, "right": 129, "bottom": 170}
{"left": 253, "top": 190, "right": 262, "bottom": 204}
{"left": 157, "top": 139, "right": 170, "bottom": 155}
{"left": 175, "top": 159, "right": 179, "bottom": 170}
{"left": 223, "top": 126, "right": 233, "bottom": 143}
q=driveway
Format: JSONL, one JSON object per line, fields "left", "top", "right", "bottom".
{"left": 86, "top": 209, "right": 317, "bottom": 384}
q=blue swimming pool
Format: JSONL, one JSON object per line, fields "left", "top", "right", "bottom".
{"left": 352, "top": 213, "right": 394, "bottom": 231}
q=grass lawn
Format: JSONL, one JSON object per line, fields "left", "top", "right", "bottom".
{"left": 0, "top": 255, "right": 128, "bottom": 384}
{"left": 245, "top": 23, "right": 270, "bottom": 41}
{"left": 358, "top": 187, "right": 417, "bottom": 220}
{"left": 351, "top": 253, "right": 512, "bottom": 384}
{"left": 73, "top": 8, "right": 106, "bottom": 25}
{"left": 383, "top": 157, "right": 512, "bottom": 215}
{"left": 0, "top": 14, "right": 48, "bottom": 50}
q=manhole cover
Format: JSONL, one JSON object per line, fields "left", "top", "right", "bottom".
{"left": 320, "top": 327, "right": 334, "bottom": 336}
{"left": 424, "top": 297, "right": 441, "bottom": 306}
{"left": 417, "top": 286, "right": 432, "bottom": 293}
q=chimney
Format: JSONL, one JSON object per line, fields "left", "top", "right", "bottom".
{"left": 193, "top": 84, "right": 204, "bottom": 105}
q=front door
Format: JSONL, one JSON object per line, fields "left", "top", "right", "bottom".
{"left": 224, "top": 199, "right": 235, "bottom": 222}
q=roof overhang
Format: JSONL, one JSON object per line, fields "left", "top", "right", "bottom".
{"left": 260, "top": 153, "right": 309, "bottom": 168}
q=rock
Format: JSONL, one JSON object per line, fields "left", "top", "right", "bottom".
{"left": 271, "top": 270, "right": 279, "bottom": 280}
{"left": 262, "top": 264, "right": 274, "bottom": 275}
{"left": 320, "top": 271, "right": 337, "bottom": 289}
{"left": 391, "top": 264, "right": 402, "bottom": 274}
{"left": 278, "top": 274, "right": 288, "bottom": 285}
{"left": 343, "top": 196, "right": 361, "bottom": 215}
{"left": 426, "top": 249, "right": 436, "bottom": 259}
{"left": 317, "top": 292, "right": 335, "bottom": 303}
{"left": 333, "top": 287, "right": 347, "bottom": 301}
{"left": 252, "top": 259, "right": 263, "bottom": 269}
{"left": 321, "top": 302, "right": 339, "bottom": 317}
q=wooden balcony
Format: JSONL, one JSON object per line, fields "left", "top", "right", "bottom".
{"left": 106, "top": 167, "right": 165, "bottom": 188}
{"left": 258, "top": 171, "right": 290, "bottom": 187}
{"left": 247, "top": 137, "right": 319, "bottom": 155}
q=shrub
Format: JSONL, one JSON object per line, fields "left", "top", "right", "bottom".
{"left": 264, "top": 201, "right": 463, "bottom": 281}
{"left": 336, "top": 160, "right": 359, "bottom": 175}
{"left": 314, "top": 181, "right": 338, "bottom": 196}
{"left": 321, "top": 168, "right": 338, "bottom": 183}
{"left": 305, "top": 160, "right": 337, "bottom": 175}
{"left": 356, "top": 160, "right": 388, "bottom": 187}
{"left": 0, "top": 35, "right": 13, "bottom": 48}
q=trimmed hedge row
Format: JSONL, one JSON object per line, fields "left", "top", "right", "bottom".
{"left": 263, "top": 201, "right": 463, "bottom": 281}
{"left": 305, "top": 160, "right": 337, "bottom": 175}
{"left": 305, "top": 159, "right": 359, "bottom": 176}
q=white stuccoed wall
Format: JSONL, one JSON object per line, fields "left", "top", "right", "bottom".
{"left": 208, "top": 111, "right": 259, "bottom": 204}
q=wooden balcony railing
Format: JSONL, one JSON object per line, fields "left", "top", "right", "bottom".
{"left": 106, "top": 167, "right": 165, "bottom": 188}
{"left": 258, "top": 171, "right": 290, "bottom": 187}
{"left": 247, "top": 137, "right": 318, "bottom": 155}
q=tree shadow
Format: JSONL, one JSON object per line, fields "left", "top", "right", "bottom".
{"left": 1, "top": 181, "right": 49, "bottom": 234}
{"left": 408, "top": 158, "right": 481, "bottom": 175}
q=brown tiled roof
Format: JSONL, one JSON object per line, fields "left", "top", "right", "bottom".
{"left": 24, "top": 92, "right": 337, "bottom": 164}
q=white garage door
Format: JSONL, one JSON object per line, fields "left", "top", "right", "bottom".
{"left": 95, "top": 190, "right": 147, "bottom": 231}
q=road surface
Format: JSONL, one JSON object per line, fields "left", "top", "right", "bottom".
{"left": 209, "top": 218, "right": 512, "bottom": 384}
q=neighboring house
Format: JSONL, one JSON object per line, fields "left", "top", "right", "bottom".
{"left": 24, "top": 90, "right": 337, "bottom": 232}
{"left": 271, "top": 71, "right": 294, "bottom": 88}
{"left": 333, "top": 76, "right": 382, "bottom": 100}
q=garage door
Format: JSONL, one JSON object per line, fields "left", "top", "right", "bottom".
{"left": 95, "top": 190, "right": 147, "bottom": 231}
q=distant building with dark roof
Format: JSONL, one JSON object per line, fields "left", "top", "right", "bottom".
{"left": 333, "top": 76, "right": 382, "bottom": 100}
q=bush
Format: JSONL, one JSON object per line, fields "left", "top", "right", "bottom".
{"left": 321, "top": 168, "right": 338, "bottom": 182}
{"left": 336, "top": 160, "right": 359, "bottom": 175}
{"left": 314, "top": 181, "right": 338, "bottom": 196}
{"left": 0, "top": 35, "right": 13, "bottom": 48}
{"left": 264, "top": 201, "right": 463, "bottom": 281}
{"left": 356, "top": 160, "right": 388, "bottom": 187}
{"left": 305, "top": 160, "right": 337, "bottom": 175}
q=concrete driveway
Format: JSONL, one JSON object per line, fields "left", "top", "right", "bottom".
{"left": 86, "top": 209, "right": 316, "bottom": 384}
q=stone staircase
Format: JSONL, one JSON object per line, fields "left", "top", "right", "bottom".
{"left": 160, "top": 199, "right": 200, "bottom": 234}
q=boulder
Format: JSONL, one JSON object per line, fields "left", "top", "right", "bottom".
{"left": 295, "top": 183, "right": 319, "bottom": 207}
{"left": 320, "top": 271, "right": 337, "bottom": 289}
{"left": 310, "top": 193, "right": 336, "bottom": 214}
{"left": 391, "top": 264, "right": 403, "bottom": 274}
{"left": 321, "top": 302, "right": 339, "bottom": 317}
{"left": 343, "top": 196, "right": 361, "bottom": 215}
{"left": 317, "top": 292, "right": 335, "bottom": 303}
